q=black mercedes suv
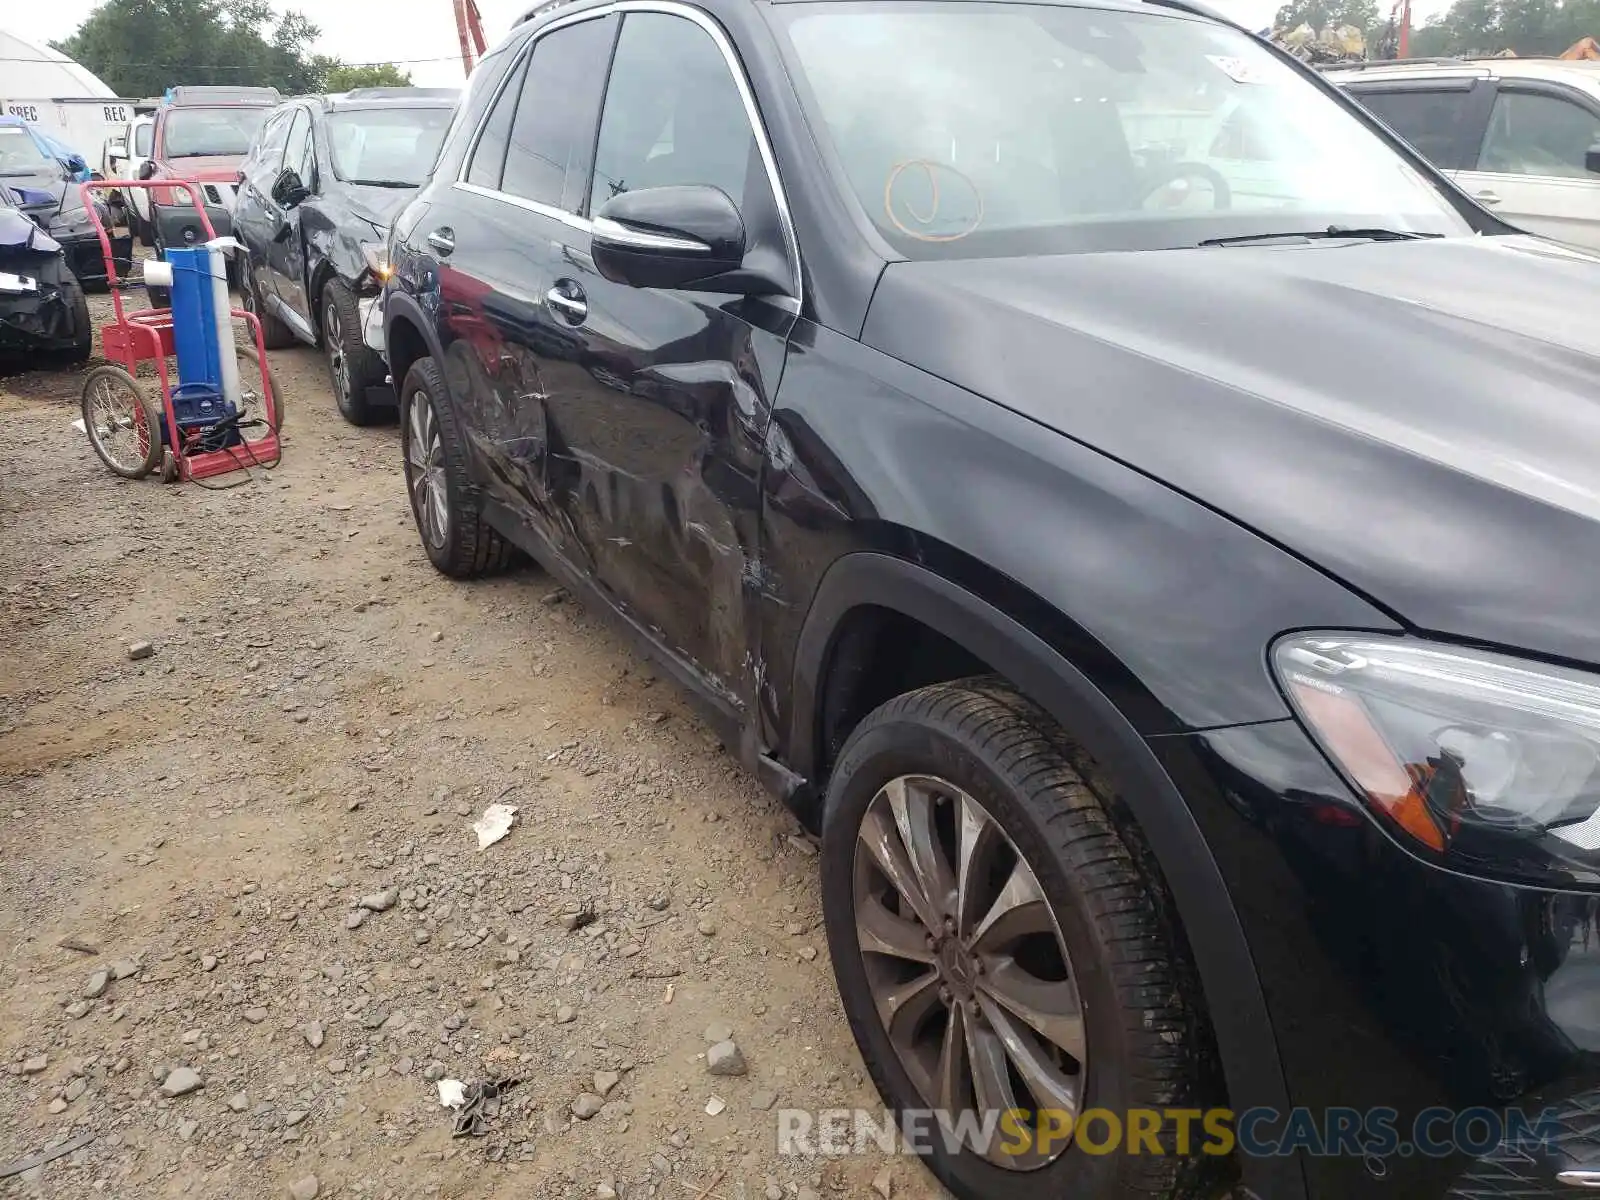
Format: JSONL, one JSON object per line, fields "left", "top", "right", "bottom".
{"left": 382, "top": 1, "right": 1600, "bottom": 1196}
{"left": 235, "top": 87, "right": 457, "bottom": 423}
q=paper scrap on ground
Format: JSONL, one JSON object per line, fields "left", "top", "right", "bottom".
{"left": 71, "top": 418, "right": 86, "bottom": 434}
{"left": 473, "top": 803, "right": 518, "bottom": 849}
{"left": 437, "top": 1079, "right": 466, "bottom": 1109}
{"left": 705, "top": 1096, "right": 726, "bottom": 1116}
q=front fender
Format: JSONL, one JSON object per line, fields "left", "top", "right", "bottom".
{"left": 789, "top": 550, "right": 1305, "bottom": 1200}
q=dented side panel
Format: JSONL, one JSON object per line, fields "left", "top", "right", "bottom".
{"left": 530, "top": 239, "right": 793, "bottom": 707}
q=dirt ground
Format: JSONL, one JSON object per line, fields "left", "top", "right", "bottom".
{"left": 0, "top": 285, "right": 944, "bottom": 1200}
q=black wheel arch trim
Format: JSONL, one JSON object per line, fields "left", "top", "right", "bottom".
{"left": 384, "top": 290, "right": 446, "bottom": 386}
{"left": 785, "top": 550, "right": 1306, "bottom": 1200}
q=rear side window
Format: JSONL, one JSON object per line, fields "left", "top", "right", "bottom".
{"left": 134, "top": 123, "right": 153, "bottom": 156}
{"left": 1350, "top": 87, "right": 1467, "bottom": 168}
{"left": 466, "top": 55, "right": 525, "bottom": 190}
{"left": 1478, "top": 89, "right": 1600, "bottom": 177}
{"left": 501, "top": 17, "right": 616, "bottom": 210}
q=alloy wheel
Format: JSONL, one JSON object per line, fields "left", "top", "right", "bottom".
{"left": 325, "top": 304, "right": 350, "bottom": 405}
{"left": 853, "top": 774, "right": 1086, "bottom": 1169}
{"left": 405, "top": 391, "right": 449, "bottom": 549}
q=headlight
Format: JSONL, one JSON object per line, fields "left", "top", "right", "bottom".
{"left": 1274, "top": 634, "right": 1600, "bottom": 887}
{"left": 361, "top": 242, "right": 392, "bottom": 283}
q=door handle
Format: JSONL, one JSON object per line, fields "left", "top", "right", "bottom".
{"left": 546, "top": 282, "right": 587, "bottom": 324}
{"left": 1474, "top": 190, "right": 1502, "bottom": 206}
{"left": 427, "top": 228, "right": 456, "bottom": 255}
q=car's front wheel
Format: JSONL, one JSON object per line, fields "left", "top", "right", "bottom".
{"left": 399, "top": 357, "right": 517, "bottom": 578}
{"left": 821, "top": 678, "right": 1215, "bottom": 1200}
{"left": 323, "top": 280, "right": 388, "bottom": 425}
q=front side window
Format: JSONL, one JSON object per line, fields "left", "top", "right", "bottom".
{"left": 134, "top": 123, "right": 153, "bottom": 157}
{"left": 1478, "top": 89, "right": 1600, "bottom": 178}
{"left": 590, "top": 13, "right": 763, "bottom": 213}
{"left": 282, "top": 111, "right": 313, "bottom": 184}
{"left": 251, "top": 110, "right": 292, "bottom": 173}
{"left": 772, "top": 2, "right": 1474, "bottom": 257}
{"left": 162, "top": 107, "right": 269, "bottom": 158}
{"left": 502, "top": 17, "right": 616, "bottom": 210}
{"left": 327, "top": 107, "right": 454, "bottom": 187}
{"left": 1351, "top": 87, "right": 1467, "bottom": 169}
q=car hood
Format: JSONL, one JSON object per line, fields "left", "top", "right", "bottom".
{"left": 863, "top": 234, "right": 1600, "bottom": 668}
{"left": 160, "top": 155, "right": 244, "bottom": 182}
{"left": 344, "top": 184, "right": 415, "bottom": 230}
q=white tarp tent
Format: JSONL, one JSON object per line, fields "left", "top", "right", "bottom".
{"left": 1, "top": 28, "right": 138, "bottom": 162}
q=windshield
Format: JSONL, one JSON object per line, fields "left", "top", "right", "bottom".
{"left": 0, "top": 126, "right": 55, "bottom": 177}
{"left": 162, "top": 107, "right": 269, "bottom": 158}
{"left": 773, "top": 2, "right": 1475, "bottom": 257}
{"left": 325, "top": 107, "right": 453, "bottom": 186}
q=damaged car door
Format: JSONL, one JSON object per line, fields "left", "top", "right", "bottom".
{"left": 443, "top": 12, "right": 618, "bottom": 557}
{"left": 532, "top": 10, "right": 798, "bottom": 707}
{"left": 265, "top": 107, "right": 318, "bottom": 329}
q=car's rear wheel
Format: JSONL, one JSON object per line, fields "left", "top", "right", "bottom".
{"left": 399, "top": 357, "right": 516, "bottom": 578}
{"left": 821, "top": 677, "right": 1215, "bottom": 1200}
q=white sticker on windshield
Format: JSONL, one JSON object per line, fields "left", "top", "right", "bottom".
{"left": 1207, "top": 55, "right": 1268, "bottom": 84}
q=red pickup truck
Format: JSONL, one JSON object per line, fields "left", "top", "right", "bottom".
{"left": 138, "top": 86, "right": 280, "bottom": 279}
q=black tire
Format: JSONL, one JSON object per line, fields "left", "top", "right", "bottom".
{"left": 323, "top": 279, "right": 389, "bottom": 425}
{"left": 820, "top": 678, "right": 1216, "bottom": 1200}
{"left": 62, "top": 281, "right": 92, "bottom": 364}
{"left": 240, "top": 260, "right": 294, "bottom": 350}
{"left": 400, "top": 356, "right": 517, "bottom": 578}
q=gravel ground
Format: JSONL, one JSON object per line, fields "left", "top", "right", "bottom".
{"left": 0, "top": 283, "right": 940, "bottom": 1200}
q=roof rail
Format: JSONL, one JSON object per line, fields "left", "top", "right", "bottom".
{"left": 1315, "top": 56, "right": 1476, "bottom": 71}
{"left": 517, "top": 0, "right": 580, "bottom": 25}
{"left": 342, "top": 87, "right": 461, "bottom": 100}
{"left": 165, "top": 84, "right": 282, "bottom": 106}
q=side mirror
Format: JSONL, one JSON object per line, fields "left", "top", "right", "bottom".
{"left": 591, "top": 185, "right": 745, "bottom": 291}
{"left": 271, "top": 167, "right": 309, "bottom": 208}
{"left": 137, "top": 160, "right": 157, "bottom": 180}
{"left": 1586, "top": 143, "right": 1600, "bottom": 175}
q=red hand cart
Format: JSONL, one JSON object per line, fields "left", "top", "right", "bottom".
{"left": 76, "top": 179, "right": 283, "bottom": 484}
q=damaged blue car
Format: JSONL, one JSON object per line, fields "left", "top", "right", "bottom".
{"left": 0, "top": 116, "right": 131, "bottom": 289}
{"left": 0, "top": 184, "right": 92, "bottom": 363}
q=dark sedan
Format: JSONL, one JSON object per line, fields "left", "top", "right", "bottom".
{"left": 383, "top": 2, "right": 1600, "bottom": 1197}
{"left": 234, "top": 88, "right": 456, "bottom": 424}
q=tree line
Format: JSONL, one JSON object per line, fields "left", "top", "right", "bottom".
{"left": 1273, "top": 0, "right": 1600, "bottom": 57}
{"left": 50, "top": 0, "right": 415, "bottom": 99}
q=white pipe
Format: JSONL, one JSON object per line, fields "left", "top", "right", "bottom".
{"left": 143, "top": 260, "right": 173, "bottom": 289}
{"left": 205, "top": 238, "right": 242, "bottom": 412}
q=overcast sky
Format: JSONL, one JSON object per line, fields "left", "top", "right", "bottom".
{"left": 6, "top": 0, "right": 1454, "bottom": 90}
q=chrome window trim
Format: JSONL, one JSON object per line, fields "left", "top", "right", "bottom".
{"left": 456, "top": 180, "right": 593, "bottom": 233}
{"left": 592, "top": 214, "right": 710, "bottom": 253}
{"left": 452, "top": 0, "right": 803, "bottom": 310}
